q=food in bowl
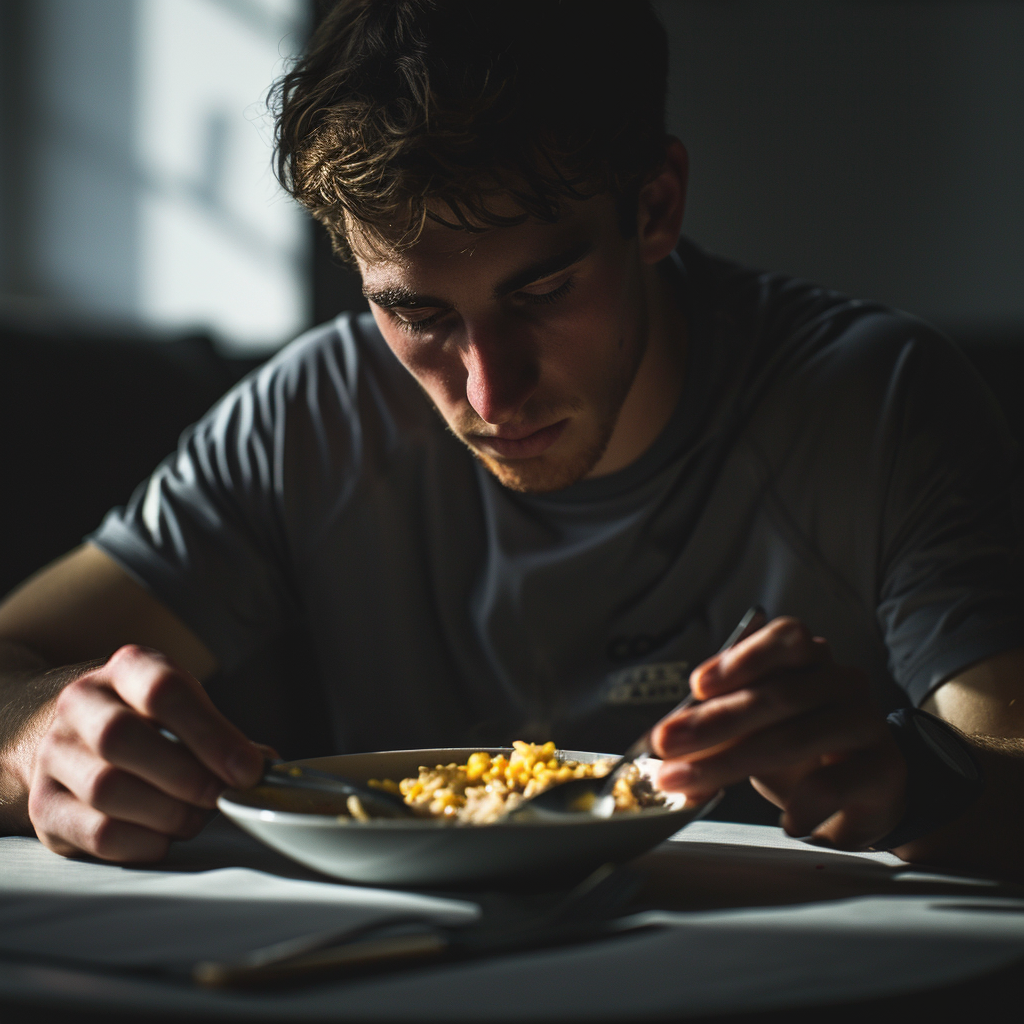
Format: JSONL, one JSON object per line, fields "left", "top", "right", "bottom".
{"left": 359, "top": 740, "right": 666, "bottom": 824}
{"left": 218, "top": 747, "right": 706, "bottom": 885}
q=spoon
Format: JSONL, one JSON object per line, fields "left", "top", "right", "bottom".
{"left": 259, "top": 761, "right": 416, "bottom": 819}
{"left": 505, "top": 605, "right": 767, "bottom": 821}
{"left": 156, "top": 726, "right": 416, "bottom": 819}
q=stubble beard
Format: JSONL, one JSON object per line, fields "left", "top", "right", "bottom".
{"left": 469, "top": 407, "right": 608, "bottom": 493}
{"left": 446, "top": 334, "right": 647, "bottom": 495}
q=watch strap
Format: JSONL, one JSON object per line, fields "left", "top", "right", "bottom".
{"left": 871, "top": 707, "right": 984, "bottom": 851}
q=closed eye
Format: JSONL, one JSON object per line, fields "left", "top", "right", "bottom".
{"left": 381, "top": 264, "right": 579, "bottom": 334}
{"left": 517, "top": 275, "right": 576, "bottom": 305}
{"left": 388, "top": 305, "right": 449, "bottom": 333}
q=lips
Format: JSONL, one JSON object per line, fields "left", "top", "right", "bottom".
{"left": 469, "top": 419, "right": 568, "bottom": 459}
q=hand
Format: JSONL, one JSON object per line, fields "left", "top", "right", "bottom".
{"left": 649, "top": 617, "right": 907, "bottom": 849}
{"left": 27, "top": 645, "right": 265, "bottom": 862}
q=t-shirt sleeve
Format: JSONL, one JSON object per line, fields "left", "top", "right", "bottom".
{"left": 872, "top": 327, "right": 1024, "bottom": 705}
{"left": 89, "top": 319, "right": 364, "bottom": 673}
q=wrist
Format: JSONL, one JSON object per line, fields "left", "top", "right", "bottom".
{"left": 0, "top": 658, "right": 99, "bottom": 836}
{"left": 0, "top": 707, "right": 54, "bottom": 835}
{"left": 871, "top": 708, "right": 985, "bottom": 852}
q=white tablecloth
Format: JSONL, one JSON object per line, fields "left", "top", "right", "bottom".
{"left": 1, "top": 816, "right": 1022, "bottom": 1020}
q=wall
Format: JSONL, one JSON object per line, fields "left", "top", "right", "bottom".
{"left": 655, "top": 0, "right": 1024, "bottom": 334}
{"left": 5, "top": 2, "right": 1022, "bottom": 342}
{"left": 0, "top": 0, "right": 309, "bottom": 352}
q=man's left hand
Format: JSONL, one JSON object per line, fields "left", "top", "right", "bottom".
{"left": 650, "top": 616, "right": 907, "bottom": 849}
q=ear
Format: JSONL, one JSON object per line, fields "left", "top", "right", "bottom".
{"left": 636, "top": 137, "right": 689, "bottom": 265}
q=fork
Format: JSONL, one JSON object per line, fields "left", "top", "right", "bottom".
{"left": 191, "top": 861, "right": 648, "bottom": 988}
{"left": 505, "top": 606, "right": 767, "bottom": 820}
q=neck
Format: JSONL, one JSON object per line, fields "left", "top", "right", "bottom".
{"left": 586, "top": 261, "right": 687, "bottom": 478}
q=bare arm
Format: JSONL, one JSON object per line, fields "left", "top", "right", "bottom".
{"left": 0, "top": 544, "right": 263, "bottom": 857}
{"left": 0, "top": 543, "right": 217, "bottom": 677}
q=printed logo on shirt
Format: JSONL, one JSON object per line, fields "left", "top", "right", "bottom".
{"left": 605, "top": 661, "right": 690, "bottom": 705}
{"left": 607, "top": 633, "right": 664, "bottom": 661}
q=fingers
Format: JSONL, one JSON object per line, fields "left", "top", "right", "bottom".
{"left": 27, "top": 644, "right": 263, "bottom": 863}
{"left": 647, "top": 615, "right": 907, "bottom": 852}
{"left": 28, "top": 775, "right": 174, "bottom": 863}
{"left": 655, "top": 667, "right": 836, "bottom": 759}
{"left": 780, "top": 741, "right": 907, "bottom": 849}
{"left": 40, "top": 724, "right": 210, "bottom": 836}
{"left": 104, "top": 645, "right": 263, "bottom": 789}
{"left": 657, "top": 701, "right": 887, "bottom": 796}
{"left": 690, "top": 617, "right": 826, "bottom": 700}
{"left": 54, "top": 677, "right": 225, "bottom": 807}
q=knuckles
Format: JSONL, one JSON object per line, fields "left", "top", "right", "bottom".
{"left": 81, "top": 762, "right": 125, "bottom": 809}
{"left": 32, "top": 792, "right": 171, "bottom": 863}
{"left": 86, "top": 815, "right": 169, "bottom": 863}
{"left": 106, "top": 644, "right": 193, "bottom": 720}
{"left": 739, "top": 680, "right": 800, "bottom": 721}
{"left": 90, "top": 706, "right": 139, "bottom": 760}
{"left": 27, "top": 645, "right": 207, "bottom": 863}
{"left": 53, "top": 674, "right": 99, "bottom": 716}
{"left": 132, "top": 666, "right": 188, "bottom": 721}
{"left": 768, "top": 615, "right": 808, "bottom": 637}
{"left": 106, "top": 643, "right": 163, "bottom": 670}
{"left": 81, "top": 815, "right": 125, "bottom": 860}
{"left": 764, "top": 616, "right": 815, "bottom": 654}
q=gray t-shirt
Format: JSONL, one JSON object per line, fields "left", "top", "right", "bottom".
{"left": 91, "top": 239, "right": 1024, "bottom": 756}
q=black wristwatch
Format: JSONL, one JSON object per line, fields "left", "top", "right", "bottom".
{"left": 871, "top": 707, "right": 985, "bottom": 851}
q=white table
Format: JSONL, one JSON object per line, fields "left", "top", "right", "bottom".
{"left": 2, "top": 816, "right": 1023, "bottom": 1022}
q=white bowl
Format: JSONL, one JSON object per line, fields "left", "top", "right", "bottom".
{"left": 218, "top": 748, "right": 716, "bottom": 887}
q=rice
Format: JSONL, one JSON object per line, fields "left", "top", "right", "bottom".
{"left": 366, "top": 741, "right": 666, "bottom": 824}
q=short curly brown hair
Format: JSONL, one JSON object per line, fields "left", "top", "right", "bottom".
{"left": 272, "top": 0, "right": 669, "bottom": 262}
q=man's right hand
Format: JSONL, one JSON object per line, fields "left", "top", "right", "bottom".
{"left": 26, "top": 644, "right": 264, "bottom": 862}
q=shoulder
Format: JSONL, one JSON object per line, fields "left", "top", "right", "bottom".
{"left": 245, "top": 311, "right": 426, "bottom": 415}
{"left": 679, "top": 237, "right": 957, "bottom": 387}
{"left": 678, "top": 240, "right": 1008, "bottom": 464}
{"left": 682, "top": 240, "right": 1016, "bottom": 545}
{"left": 204, "top": 312, "right": 438, "bottom": 451}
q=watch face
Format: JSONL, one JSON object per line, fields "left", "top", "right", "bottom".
{"left": 913, "top": 715, "right": 982, "bottom": 781}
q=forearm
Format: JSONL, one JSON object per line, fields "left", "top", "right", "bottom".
{"left": 0, "top": 639, "right": 100, "bottom": 834}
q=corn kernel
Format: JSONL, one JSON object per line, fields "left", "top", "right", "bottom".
{"left": 366, "top": 742, "right": 658, "bottom": 823}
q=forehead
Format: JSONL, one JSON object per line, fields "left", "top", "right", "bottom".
{"left": 356, "top": 193, "right": 618, "bottom": 291}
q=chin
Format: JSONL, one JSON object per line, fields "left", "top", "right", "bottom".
{"left": 471, "top": 435, "right": 610, "bottom": 494}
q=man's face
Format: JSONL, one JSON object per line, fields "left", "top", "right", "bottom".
{"left": 358, "top": 196, "right": 653, "bottom": 493}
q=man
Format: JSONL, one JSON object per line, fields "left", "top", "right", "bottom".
{"left": 1, "top": 0, "right": 1022, "bottom": 874}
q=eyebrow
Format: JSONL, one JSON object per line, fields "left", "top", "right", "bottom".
{"left": 362, "top": 285, "right": 442, "bottom": 309}
{"left": 362, "top": 238, "right": 594, "bottom": 310}
{"left": 492, "top": 238, "right": 594, "bottom": 297}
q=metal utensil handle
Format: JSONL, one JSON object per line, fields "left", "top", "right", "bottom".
{"left": 616, "top": 605, "right": 767, "bottom": 765}
{"left": 194, "top": 928, "right": 447, "bottom": 988}
{"left": 261, "top": 762, "right": 411, "bottom": 814}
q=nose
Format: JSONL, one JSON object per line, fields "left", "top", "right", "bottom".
{"left": 462, "top": 326, "right": 539, "bottom": 425}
